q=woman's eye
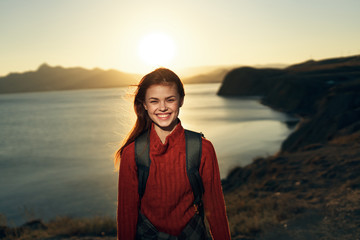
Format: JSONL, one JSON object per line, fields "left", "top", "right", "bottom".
{"left": 167, "top": 99, "right": 175, "bottom": 102}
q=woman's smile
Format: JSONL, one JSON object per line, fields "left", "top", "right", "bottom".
{"left": 157, "top": 113, "right": 171, "bottom": 119}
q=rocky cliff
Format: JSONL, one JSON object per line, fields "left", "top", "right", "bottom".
{"left": 218, "top": 55, "right": 360, "bottom": 152}
{"left": 219, "top": 56, "right": 360, "bottom": 239}
{"left": 218, "top": 55, "right": 360, "bottom": 115}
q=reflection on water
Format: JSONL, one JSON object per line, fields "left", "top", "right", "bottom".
{"left": 0, "top": 83, "right": 296, "bottom": 225}
{"left": 181, "top": 84, "right": 296, "bottom": 176}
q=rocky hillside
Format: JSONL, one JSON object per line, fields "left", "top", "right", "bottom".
{"left": 218, "top": 55, "right": 360, "bottom": 116}
{"left": 223, "top": 135, "right": 360, "bottom": 239}
{"left": 219, "top": 55, "right": 360, "bottom": 239}
{"left": 218, "top": 55, "right": 360, "bottom": 152}
{"left": 281, "top": 78, "right": 360, "bottom": 152}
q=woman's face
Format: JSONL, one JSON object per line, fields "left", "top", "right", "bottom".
{"left": 143, "top": 83, "right": 183, "bottom": 132}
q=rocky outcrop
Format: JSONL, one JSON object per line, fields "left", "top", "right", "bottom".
{"left": 218, "top": 55, "right": 360, "bottom": 116}
{"left": 282, "top": 79, "right": 360, "bottom": 152}
{"left": 217, "top": 67, "right": 283, "bottom": 96}
{"left": 218, "top": 55, "right": 360, "bottom": 152}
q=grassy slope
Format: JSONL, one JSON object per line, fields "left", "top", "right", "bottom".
{"left": 223, "top": 133, "right": 360, "bottom": 239}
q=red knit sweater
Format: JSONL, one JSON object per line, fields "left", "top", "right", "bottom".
{"left": 117, "top": 122, "right": 231, "bottom": 239}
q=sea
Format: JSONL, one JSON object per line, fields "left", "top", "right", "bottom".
{"left": 0, "top": 83, "right": 297, "bottom": 225}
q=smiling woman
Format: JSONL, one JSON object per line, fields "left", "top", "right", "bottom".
{"left": 137, "top": 32, "right": 176, "bottom": 67}
{"left": 115, "top": 68, "right": 231, "bottom": 239}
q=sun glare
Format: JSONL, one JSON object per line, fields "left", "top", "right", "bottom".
{"left": 138, "top": 33, "right": 176, "bottom": 67}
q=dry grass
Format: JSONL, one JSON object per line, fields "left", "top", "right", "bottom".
{"left": 225, "top": 187, "right": 309, "bottom": 238}
{"left": 329, "top": 131, "right": 360, "bottom": 145}
{"left": 222, "top": 139, "right": 360, "bottom": 239}
{"left": 47, "top": 216, "right": 116, "bottom": 237}
{"left": 1, "top": 216, "right": 116, "bottom": 240}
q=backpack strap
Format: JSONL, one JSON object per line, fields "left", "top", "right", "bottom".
{"left": 185, "top": 130, "right": 205, "bottom": 218}
{"left": 135, "top": 130, "right": 150, "bottom": 200}
{"left": 184, "top": 130, "right": 204, "bottom": 204}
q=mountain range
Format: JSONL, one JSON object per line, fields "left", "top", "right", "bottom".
{"left": 0, "top": 63, "right": 287, "bottom": 94}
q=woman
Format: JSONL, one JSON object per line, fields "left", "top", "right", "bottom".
{"left": 115, "top": 68, "right": 230, "bottom": 239}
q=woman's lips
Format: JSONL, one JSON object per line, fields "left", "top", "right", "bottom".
{"left": 156, "top": 113, "right": 171, "bottom": 120}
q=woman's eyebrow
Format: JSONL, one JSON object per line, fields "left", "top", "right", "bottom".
{"left": 148, "top": 96, "right": 176, "bottom": 100}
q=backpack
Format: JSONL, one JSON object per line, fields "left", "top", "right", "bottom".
{"left": 135, "top": 129, "right": 205, "bottom": 218}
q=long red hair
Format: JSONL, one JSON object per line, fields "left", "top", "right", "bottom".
{"left": 114, "top": 68, "right": 185, "bottom": 167}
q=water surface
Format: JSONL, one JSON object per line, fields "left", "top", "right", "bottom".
{"left": 0, "top": 83, "right": 296, "bottom": 225}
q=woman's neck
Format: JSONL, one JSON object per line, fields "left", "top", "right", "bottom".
{"left": 153, "top": 120, "right": 179, "bottom": 144}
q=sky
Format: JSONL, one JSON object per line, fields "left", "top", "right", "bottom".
{"left": 1, "top": 0, "right": 360, "bottom": 77}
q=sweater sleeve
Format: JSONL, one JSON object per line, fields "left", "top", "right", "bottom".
{"left": 200, "top": 139, "right": 231, "bottom": 240}
{"left": 117, "top": 142, "right": 139, "bottom": 240}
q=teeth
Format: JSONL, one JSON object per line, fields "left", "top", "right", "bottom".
{"left": 158, "top": 114, "right": 169, "bottom": 118}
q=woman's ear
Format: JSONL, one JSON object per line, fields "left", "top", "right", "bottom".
{"left": 143, "top": 102, "right": 148, "bottom": 110}
{"left": 180, "top": 97, "right": 184, "bottom": 107}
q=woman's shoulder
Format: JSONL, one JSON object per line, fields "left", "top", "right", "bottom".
{"left": 121, "top": 141, "right": 135, "bottom": 158}
{"left": 200, "top": 137, "right": 218, "bottom": 170}
{"left": 201, "top": 136, "right": 216, "bottom": 155}
{"left": 184, "top": 128, "right": 215, "bottom": 153}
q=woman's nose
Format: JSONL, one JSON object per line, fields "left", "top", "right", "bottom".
{"left": 159, "top": 101, "right": 167, "bottom": 111}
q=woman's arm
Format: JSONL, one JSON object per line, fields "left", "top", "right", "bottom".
{"left": 200, "top": 139, "right": 231, "bottom": 240}
{"left": 117, "top": 142, "right": 139, "bottom": 240}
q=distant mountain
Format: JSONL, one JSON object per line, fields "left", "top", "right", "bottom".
{"left": 0, "top": 64, "right": 143, "bottom": 94}
{"left": 0, "top": 63, "right": 242, "bottom": 94}
{"left": 182, "top": 68, "right": 231, "bottom": 84}
{"left": 0, "top": 62, "right": 289, "bottom": 94}
{"left": 177, "top": 65, "right": 240, "bottom": 78}
{"left": 178, "top": 63, "right": 287, "bottom": 77}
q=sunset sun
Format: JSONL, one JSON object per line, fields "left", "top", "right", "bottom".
{"left": 138, "top": 32, "right": 176, "bottom": 66}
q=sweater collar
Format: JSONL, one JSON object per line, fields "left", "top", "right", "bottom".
{"left": 150, "top": 120, "right": 184, "bottom": 155}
